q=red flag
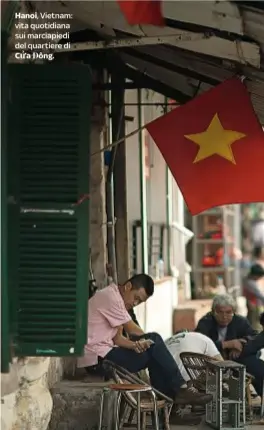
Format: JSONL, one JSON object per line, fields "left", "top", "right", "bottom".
{"left": 146, "top": 78, "right": 264, "bottom": 215}
{"left": 117, "top": 1, "right": 164, "bottom": 26}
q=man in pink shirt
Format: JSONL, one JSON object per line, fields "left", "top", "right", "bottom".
{"left": 78, "top": 274, "right": 212, "bottom": 419}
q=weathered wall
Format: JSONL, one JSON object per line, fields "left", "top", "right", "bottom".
{"left": 1, "top": 357, "right": 61, "bottom": 430}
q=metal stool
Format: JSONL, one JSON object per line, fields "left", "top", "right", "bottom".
{"left": 205, "top": 360, "right": 246, "bottom": 430}
{"left": 98, "top": 383, "right": 159, "bottom": 430}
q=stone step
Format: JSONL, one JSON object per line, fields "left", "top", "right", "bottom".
{"left": 48, "top": 380, "right": 117, "bottom": 430}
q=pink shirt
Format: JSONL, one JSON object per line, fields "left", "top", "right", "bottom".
{"left": 77, "top": 283, "right": 131, "bottom": 368}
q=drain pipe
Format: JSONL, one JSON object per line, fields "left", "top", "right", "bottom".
{"left": 138, "top": 89, "right": 148, "bottom": 274}
{"left": 106, "top": 148, "right": 118, "bottom": 284}
{"left": 164, "top": 97, "right": 173, "bottom": 276}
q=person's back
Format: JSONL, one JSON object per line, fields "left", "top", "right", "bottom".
{"left": 78, "top": 283, "right": 131, "bottom": 368}
{"left": 165, "top": 332, "right": 221, "bottom": 381}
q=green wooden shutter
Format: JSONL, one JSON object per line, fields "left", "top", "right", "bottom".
{"left": 1, "top": 33, "right": 11, "bottom": 372}
{"left": 8, "top": 64, "right": 91, "bottom": 357}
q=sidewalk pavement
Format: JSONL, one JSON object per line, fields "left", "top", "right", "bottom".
{"left": 170, "top": 422, "right": 264, "bottom": 430}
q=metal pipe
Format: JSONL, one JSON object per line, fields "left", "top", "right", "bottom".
{"left": 105, "top": 177, "right": 117, "bottom": 284}
{"left": 164, "top": 97, "right": 173, "bottom": 275}
{"left": 106, "top": 74, "right": 124, "bottom": 284}
{"left": 137, "top": 89, "right": 148, "bottom": 274}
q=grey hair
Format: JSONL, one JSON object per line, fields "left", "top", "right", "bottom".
{"left": 212, "top": 294, "right": 236, "bottom": 311}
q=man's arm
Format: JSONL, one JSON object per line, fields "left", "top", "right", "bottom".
{"left": 123, "top": 320, "right": 145, "bottom": 336}
{"left": 123, "top": 308, "right": 141, "bottom": 338}
{"left": 113, "top": 327, "right": 136, "bottom": 349}
{"left": 113, "top": 326, "right": 151, "bottom": 352}
{"left": 99, "top": 292, "right": 132, "bottom": 328}
{"left": 240, "top": 332, "right": 264, "bottom": 357}
{"left": 213, "top": 354, "right": 224, "bottom": 361}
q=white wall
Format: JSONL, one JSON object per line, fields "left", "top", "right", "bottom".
{"left": 135, "top": 278, "right": 178, "bottom": 340}
{"left": 125, "top": 89, "right": 167, "bottom": 225}
{"left": 125, "top": 89, "right": 187, "bottom": 278}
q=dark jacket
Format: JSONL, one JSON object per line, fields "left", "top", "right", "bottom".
{"left": 240, "top": 331, "right": 264, "bottom": 357}
{"left": 195, "top": 312, "right": 257, "bottom": 353}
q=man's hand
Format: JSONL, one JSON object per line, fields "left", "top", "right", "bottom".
{"left": 132, "top": 339, "right": 153, "bottom": 353}
{"left": 238, "top": 338, "right": 248, "bottom": 344}
{"left": 222, "top": 339, "right": 246, "bottom": 351}
{"left": 229, "top": 349, "right": 241, "bottom": 360}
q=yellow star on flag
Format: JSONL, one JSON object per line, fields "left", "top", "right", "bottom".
{"left": 184, "top": 113, "right": 246, "bottom": 164}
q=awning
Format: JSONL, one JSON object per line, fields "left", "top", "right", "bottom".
{"left": 16, "top": 1, "right": 264, "bottom": 124}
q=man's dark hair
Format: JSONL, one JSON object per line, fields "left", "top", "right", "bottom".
{"left": 260, "top": 312, "right": 264, "bottom": 327}
{"left": 126, "top": 274, "right": 154, "bottom": 297}
{"left": 253, "top": 246, "right": 264, "bottom": 259}
{"left": 249, "top": 263, "right": 264, "bottom": 280}
{"left": 175, "top": 329, "right": 189, "bottom": 335}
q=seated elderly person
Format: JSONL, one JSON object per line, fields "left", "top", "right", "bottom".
{"left": 196, "top": 294, "right": 264, "bottom": 396}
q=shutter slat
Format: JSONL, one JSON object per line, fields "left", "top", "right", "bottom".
{"left": 8, "top": 64, "right": 91, "bottom": 356}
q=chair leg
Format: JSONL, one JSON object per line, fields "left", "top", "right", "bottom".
{"left": 164, "top": 406, "right": 170, "bottom": 430}
{"left": 115, "top": 392, "right": 122, "bottom": 430}
{"left": 141, "top": 412, "right": 147, "bottom": 430}
{"left": 137, "top": 392, "right": 141, "bottom": 430}
{"left": 150, "top": 390, "right": 159, "bottom": 430}
{"left": 118, "top": 398, "right": 126, "bottom": 423}
{"left": 98, "top": 388, "right": 106, "bottom": 430}
{"left": 246, "top": 383, "right": 253, "bottom": 422}
{"left": 127, "top": 408, "right": 135, "bottom": 424}
{"left": 119, "top": 403, "right": 129, "bottom": 427}
{"left": 151, "top": 412, "right": 157, "bottom": 428}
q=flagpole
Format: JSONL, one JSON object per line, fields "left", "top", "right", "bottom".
{"left": 138, "top": 89, "right": 149, "bottom": 276}
{"left": 91, "top": 124, "right": 146, "bottom": 157}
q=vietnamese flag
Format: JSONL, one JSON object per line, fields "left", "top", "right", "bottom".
{"left": 146, "top": 78, "right": 264, "bottom": 215}
{"left": 117, "top": 1, "right": 164, "bottom": 26}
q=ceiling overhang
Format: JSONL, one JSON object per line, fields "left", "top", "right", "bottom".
{"left": 12, "top": 1, "right": 264, "bottom": 123}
